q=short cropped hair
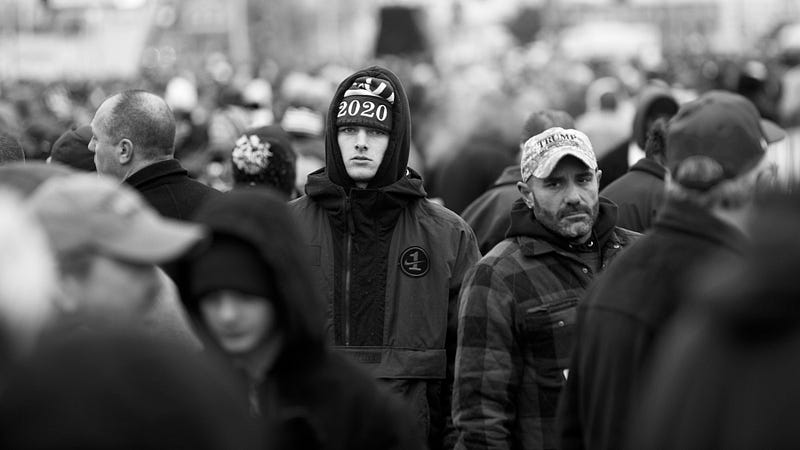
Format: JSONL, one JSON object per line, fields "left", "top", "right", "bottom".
{"left": 105, "top": 90, "right": 176, "bottom": 159}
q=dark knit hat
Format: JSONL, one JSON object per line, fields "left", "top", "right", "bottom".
{"left": 519, "top": 110, "right": 575, "bottom": 145}
{"left": 49, "top": 125, "right": 95, "bottom": 172}
{"left": 189, "top": 234, "right": 276, "bottom": 302}
{"left": 231, "top": 125, "right": 296, "bottom": 198}
{"left": 334, "top": 76, "right": 395, "bottom": 133}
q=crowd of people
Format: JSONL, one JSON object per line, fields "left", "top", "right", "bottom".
{"left": 0, "top": 50, "right": 799, "bottom": 450}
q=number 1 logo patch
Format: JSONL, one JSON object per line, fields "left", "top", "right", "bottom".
{"left": 400, "top": 246, "right": 429, "bottom": 278}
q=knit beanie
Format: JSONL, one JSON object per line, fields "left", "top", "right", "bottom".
{"left": 49, "top": 125, "right": 95, "bottom": 172}
{"left": 231, "top": 125, "right": 296, "bottom": 198}
{"left": 189, "top": 234, "right": 276, "bottom": 302}
{"left": 334, "top": 76, "right": 395, "bottom": 133}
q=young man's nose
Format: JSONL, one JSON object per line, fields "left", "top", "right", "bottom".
{"left": 355, "top": 129, "right": 368, "bottom": 149}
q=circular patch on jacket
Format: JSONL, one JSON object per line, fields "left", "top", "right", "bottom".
{"left": 400, "top": 246, "right": 429, "bottom": 278}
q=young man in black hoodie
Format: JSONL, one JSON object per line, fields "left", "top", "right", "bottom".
{"left": 289, "top": 66, "right": 480, "bottom": 449}
{"left": 452, "top": 127, "right": 639, "bottom": 450}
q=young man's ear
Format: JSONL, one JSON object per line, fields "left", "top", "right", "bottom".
{"left": 118, "top": 139, "right": 134, "bottom": 164}
{"left": 517, "top": 181, "right": 535, "bottom": 209}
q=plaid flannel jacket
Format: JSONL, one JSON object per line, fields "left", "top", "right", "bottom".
{"left": 452, "top": 227, "right": 638, "bottom": 450}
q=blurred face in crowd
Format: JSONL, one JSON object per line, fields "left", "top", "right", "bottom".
{"left": 89, "top": 97, "right": 125, "bottom": 179}
{"left": 518, "top": 156, "right": 601, "bottom": 244}
{"left": 200, "top": 290, "right": 278, "bottom": 355}
{"left": 337, "top": 126, "right": 389, "bottom": 188}
{"left": 63, "top": 253, "right": 160, "bottom": 326}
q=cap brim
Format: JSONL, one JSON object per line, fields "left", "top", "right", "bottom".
{"left": 761, "top": 119, "right": 786, "bottom": 144}
{"left": 531, "top": 147, "right": 598, "bottom": 179}
{"left": 100, "top": 216, "right": 205, "bottom": 264}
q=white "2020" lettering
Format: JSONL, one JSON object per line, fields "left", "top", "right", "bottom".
{"left": 337, "top": 100, "right": 388, "bottom": 121}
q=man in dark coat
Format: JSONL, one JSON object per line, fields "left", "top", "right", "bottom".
{"left": 627, "top": 190, "right": 800, "bottom": 450}
{"left": 461, "top": 110, "right": 574, "bottom": 254}
{"left": 557, "top": 90, "right": 786, "bottom": 450}
{"left": 289, "top": 66, "right": 480, "bottom": 449}
{"left": 89, "top": 89, "right": 220, "bottom": 220}
{"left": 596, "top": 83, "right": 678, "bottom": 190}
{"left": 599, "top": 117, "right": 668, "bottom": 232}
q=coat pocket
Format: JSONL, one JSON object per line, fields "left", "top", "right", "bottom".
{"left": 523, "top": 296, "right": 578, "bottom": 375}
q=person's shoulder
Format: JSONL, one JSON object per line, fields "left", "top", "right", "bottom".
{"left": 613, "top": 226, "right": 643, "bottom": 245}
{"left": 414, "top": 198, "right": 472, "bottom": 228}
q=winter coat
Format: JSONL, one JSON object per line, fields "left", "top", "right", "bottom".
{"left": 453, "top": 198, "right": 638, "bottom": 450}
{"left": 600, "top": 157, "right": 667, "bottom": 232}
{"left": 461, "top": 165, "right": 522, "bottom": 255}
{"left": 558, "top": 198, "right": 747, "bottom": 450}
{"left": 289, "top": 66, "right": 481, "bottom": 449}
{"left": 125, "top": 159, "right": 221, "bottom": 221}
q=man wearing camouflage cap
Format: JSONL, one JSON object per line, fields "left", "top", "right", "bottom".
{"left": 452, "top": 127, "right": 639, "bottom": 450}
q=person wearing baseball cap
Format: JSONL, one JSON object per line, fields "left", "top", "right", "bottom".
{"left": 28, "top": 173, "right": 205, "bottom": 335}
{"left": 453, "top": 127, "right": 640, "bottom": 450}
{"left": 558, "top": 90, "right": 786, "bottom": 450}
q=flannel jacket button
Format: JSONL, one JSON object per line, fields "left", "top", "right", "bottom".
{"left": 582, "top": 267, "right": 589, "bottom": 274}
{"left": 613, "top": 243, "right": 620, "bottom": 249}
{"left": 557, "top": 320, "right": 566, "bottom": 327}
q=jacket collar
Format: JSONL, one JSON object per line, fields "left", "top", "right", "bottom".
{"left": 304, "top": 166, "right": 426, "bottom": 214}
{"left": 653, "top": 198, "right": 748, "bottom": 256}
{"left": 628, "top": 157, "right": 667, "bottom": 180}
{"left": 506, "top": 197, "right": 621, "bottom": 257}
{"left": 491, "top": 165, "right": 522, "bottom": 188}
{"left": 124, "top": 159, "right": 186, "bottom": 188}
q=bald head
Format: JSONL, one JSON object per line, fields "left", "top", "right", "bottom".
{"left": 101, "top": 90, "right": 176, "bottom": 159}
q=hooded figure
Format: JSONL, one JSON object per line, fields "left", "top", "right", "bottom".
{"left": 175, "top": 188, "right": 422, "bottom": 450}
{"left": 289, "top": 66, "right": 480, "bottom": 449}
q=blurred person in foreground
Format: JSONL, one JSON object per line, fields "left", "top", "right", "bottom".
{"left": 176, "top": 188, "right": 423, "bottom": 450}
{"left": 461, "top": 109, "right": 575, "bottom": 255}
{"left": 230, "top": 125, "right": 297, "bottom": 200}
{"left": 597, "top": 82, "right": 679, "bottom": 190}
{"left": 89, "top": 89, "right": 221, "bottom": 220}
{"left": 600, "top": 117, "right": 669, "bottom": 232}
{"left": 453, "top": 127, "right": 639, "bottom": 450}
{"left": 627, "top": 188, "right": 800, "bottom": 450}
{"left": 557, "top": 90, "right": 785, "bottom": 450}
{"left": 289, "top": 66, "right": 480, "bottom": 449}
{"left": 0, "top": 330, "right": 259, "bottom": 450}
{"left": 0, "top": 190, "right": 58, "bottom": 389}
{"left": 28, "top": 173, "right": 203, "bottom": 346}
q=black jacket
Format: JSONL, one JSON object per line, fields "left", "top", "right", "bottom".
{"left": 558, "top": 198, "right": 748, "bottom": 450}
{"left": 125, "top": 159, "right": 221, "bottom": 220}
{"left": 600, "top": 157, "right": 666, "bottom": 232}
{"left": 461, "top": 165, "right": 521, "bottom": 255}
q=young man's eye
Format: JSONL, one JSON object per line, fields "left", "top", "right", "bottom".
{"left": 339, "top": 127, "right": 356, "bottom": 134}
{"left": 367, "top": 129, "right": 386, "bottom": 136}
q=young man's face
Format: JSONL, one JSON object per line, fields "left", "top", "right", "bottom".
{"left": 337, "top": 126, "right": 389, "bottom": 188}
{"left": 518, "top": 156, "right": 601, "bottom": 243}
{"left": 200, "top": 290, "right": 277, "bottom": 355}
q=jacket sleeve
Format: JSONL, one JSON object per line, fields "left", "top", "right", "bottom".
{"left": 443, "top": 225, "right": 481, "bottom": 449}
{"left": 452, "top": 261, "right": 521, "bottom": 450}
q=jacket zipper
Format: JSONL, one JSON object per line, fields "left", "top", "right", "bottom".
{"left": 343, "top": 196, "right": 354, "bottom": 346}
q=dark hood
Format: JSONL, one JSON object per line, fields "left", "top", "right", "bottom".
{"left": 175, "top": 189, "right": 326, "bottom": 372}
{"left": 324, "top": 66, "right": 411, "bottom": 189}
{"left": 632, "top": 85, "right": 678, "bottom": 149}
{"left": 506, "top": 197, "right": 619, "bottom": 250}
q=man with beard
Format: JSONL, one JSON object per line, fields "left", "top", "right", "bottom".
{"left": 452, "top": 127, "right": 639, "bottom": 450}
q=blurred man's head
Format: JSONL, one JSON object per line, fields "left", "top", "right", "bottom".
{"left": 518, "top": 127, "right": 601, "bottom": 243}
{"left": 28, "top": 174, "right": 203, "bottom": 327}
{"left": 665, "top": 90, "right": 786, "bottom": 214}
{"left": 0, "top": 132, "right": 25, "bottom": 165}
{"left": 89, "top": 90, "right": 176, "bottom": 180}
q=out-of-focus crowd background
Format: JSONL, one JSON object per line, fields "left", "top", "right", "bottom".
{"left": 1, "top": 0, "right": 799, "bottom": 191}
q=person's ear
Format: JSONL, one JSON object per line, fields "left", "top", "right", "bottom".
{"left": 596, "top": 169, "right": 603, "bottom": 184}
{"left": 517, "top": 181, "right": 535, "bottom": 209}
{"left": 118, "top": 138, "right": 134, "bottom": 164}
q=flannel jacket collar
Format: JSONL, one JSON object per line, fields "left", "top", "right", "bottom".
{"left": 506, "top": 197, "right": 622, "bottom": 258}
